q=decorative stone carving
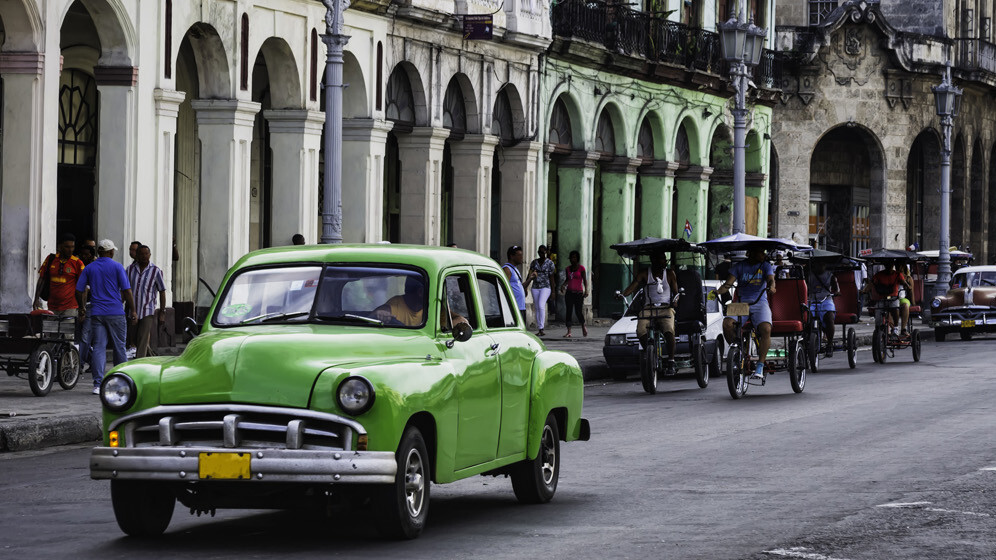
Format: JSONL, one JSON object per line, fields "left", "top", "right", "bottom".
{"left": 821, "top": 25, "right": 883, "bottom": 86}
{"left": 884, "top": 69, "right": 914, "bottom": 110}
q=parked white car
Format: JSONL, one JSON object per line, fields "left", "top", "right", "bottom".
{"left": 603, "top": 279, "right": 726, "bottom": 380}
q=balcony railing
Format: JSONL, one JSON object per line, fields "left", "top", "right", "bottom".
{"left": 551, "top": 0, "right": 782, "bottom": 89}
{"left": 958, "top": 38, "right": 996, "bottom": 76}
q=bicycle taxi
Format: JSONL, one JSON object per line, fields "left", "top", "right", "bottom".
{"left": 608, "top": 237, "right": 713, "bottom": 394}
{"left": 0, "top": 311, "right": 82, "bottom": 396}
{"left": 791, "top": 249, "right": 862, "bottom": 371}
{"left": 700, "top": 234, "right": 812, "bottom": 399}
{"left": 862, "top": 249, "right": 925, "bottom": 364}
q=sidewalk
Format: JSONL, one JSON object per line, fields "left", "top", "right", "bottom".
{"left": 0, "top": 315, "right": 933, "bottom": 453}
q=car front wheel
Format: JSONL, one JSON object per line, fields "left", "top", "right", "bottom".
{"left": 511, "top": 413, "right": 560, "bottom": 504}
{"left": 377, "top": 426, "right": 430, "bottom": 539}
{"left": 110, "top": 480, "right": 176, "bottom": 537}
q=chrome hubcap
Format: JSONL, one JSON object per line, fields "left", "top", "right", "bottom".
{"left": 403, "top": 448, "right": 425, "bottom": 517}
{"left": 540, "top": 425, "right": 556, "bottom": 485}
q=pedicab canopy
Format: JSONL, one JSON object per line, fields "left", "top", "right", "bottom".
{"left": 609, "top": 237, "right": 706, "bottom": 259}
{"left": 789, "top": 248, "right": 863, "bottom": 269}
{"left": 915, "top": 249, "right": 973, "bottom": 261}
{"left": 860, "top": 248, "right": 924, "bottom": 263}
{"left": 698, "top": 233, "right": 813, "bottom": 254}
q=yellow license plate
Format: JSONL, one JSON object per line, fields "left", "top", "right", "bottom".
{"left": 199, "top": 452, "right": 251, "bottom": 480}
{"left": 961, "top": 320, "right": 976, "bottom": 328}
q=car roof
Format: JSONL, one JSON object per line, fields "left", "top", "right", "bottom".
{"left": 952, "top": 266, "right": 996, "bottom": 274}
{"left": 231, "top": 244, "right": 501, "bottom": 274}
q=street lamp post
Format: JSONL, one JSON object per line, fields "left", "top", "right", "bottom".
{"left": 718, "top": 6, "right": 766, "bottom": 235}
{"left": 320, "top": 0, "right": 350, "bottom": 244}
{"left": 931, "top": 61, "right": 962, "bottom": 290}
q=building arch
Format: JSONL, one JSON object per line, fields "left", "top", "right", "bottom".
{"left": 906, "top": 128, "right": 941, "bottom": 251}
{"left": 634, "top": 108, "right": 667, "bottom": 161}
{"left": 0, "top": 0, "right": 42, "bottom": 51}
{"left": 544, "top": 88, "right": 584, "bottom": 149}
{"left": 444, "top": 73, "right": 480, "bottom": 135}
{"left": 591, "top": 99, "right": 628, "bottom": 156}
{"left": 492, "top": 84, "right": 526, "bottom": 141}
{"left": 385, "top": 61, "right": 428, "bottom": 127}
{"left": 253, "top": 37, "right": 302, "bottom": 110}
{"left": 951, "top": 133, "right": 966, "bottom": 249}
{"left": 177, "top": 23, "right": 231, "bottom": 99}
{"left": 63, "top": 0, "right": 136, "bottom": 66}
{"left": 342, "top": 50, "right": 368, "bottom": 118}
{"left": 673, "top": 116, "right": 702, "bottom": 165}
{"left": 970, "top": 138, "right": 986, "bottom": 256}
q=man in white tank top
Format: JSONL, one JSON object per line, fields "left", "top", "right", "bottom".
{"left": 619, "top": 251, "right": 679, "bottom": 367}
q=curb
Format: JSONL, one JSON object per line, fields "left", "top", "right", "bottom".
{"left": 0, "top": 413, "right": 102, "bottom": 452}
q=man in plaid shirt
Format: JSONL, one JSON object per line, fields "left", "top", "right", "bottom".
{"left": 127, "top": 245, "right": 167, "bottom": 358}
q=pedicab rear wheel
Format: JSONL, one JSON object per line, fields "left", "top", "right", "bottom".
{"left": 58, "top": 345, "right": 81, "bottom": 390}
{"left": 789, "top": 340, "right": 806, "bottom": 394}
{"left": 726, "top": 346, "right": 747, "bottom": 400}
{"left": 911, "top": 329, "right": 922, "bottom": 362}
{"left": 807, "top": 330, "right": 820, "bottom": 373}
{"left": 846, "top": 328, "right": 857, "bottom": 369}
{"left": 693, "top": 337, "right": 709, "bottom": 389}
{"left": 28, "top": 345, "right": 54, "bottom": 397}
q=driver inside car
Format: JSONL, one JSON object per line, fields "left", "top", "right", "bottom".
{"left": 374, "top": 275, "right": 425, "bottom": 326}
{"left": 618, "top": 250, "right": 679, "bottom": 370}
{"left": 715, "top": 247, "right": 776, "bottom": 380}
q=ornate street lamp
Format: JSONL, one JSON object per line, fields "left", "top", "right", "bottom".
{"left": 320, "top": 0, "right": 350, "bottom": 244}
{"left": 718, "top": 6, "right": 766, "bottom": 234}
{"left": 931, "top": 61, "right": 962, "bottom": 290}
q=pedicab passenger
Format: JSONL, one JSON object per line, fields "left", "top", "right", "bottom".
{"left": 715, "top": 247, "right": 775, "bottom": 380}
{"left": 618, "top": 250, "right": 679, "bottom": 370}
{"left": 862, "top": 262, "right": 911, "bottom": 335}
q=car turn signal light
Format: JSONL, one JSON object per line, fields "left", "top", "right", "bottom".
{"left": 357, "top": 434, "right": 368, "bottom": 451}
{"left": 109, "top": 431, "right": 120, "bottom": 447}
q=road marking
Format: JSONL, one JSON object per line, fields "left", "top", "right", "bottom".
{"left": 876, "top": 501, "right": 990, "bottom": 517}
{"left": 980, "top": 466, "right": 996, "bottom": 471}
{"left": 764, "top": 547, "right": 852, "bottom": 560}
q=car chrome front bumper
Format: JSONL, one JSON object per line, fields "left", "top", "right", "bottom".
{"left": 90, "top": 446, "right": 397, "bottom": 484}
{"left": 930, "top": 309, "right": 996, "bottom": 329}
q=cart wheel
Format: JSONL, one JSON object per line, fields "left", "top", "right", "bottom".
{"left": 28, "top": 345, "right": 54, "bottom": 397}
{"left": 640, "top": 340, "right": 658, "bottom": 395}
{"left": 911, "top": 329, "right": 922, "bottom": 362}
{"left": 58, "top": 345, "right": 81, "bottom": 390}
{"left": 789, "top": 341, "right": 807, "bottom": 394}
{"left": 846, "top": 328, "right": 857, "bottom": 369}
{"left": 871, "top": 327, "right": 883, "bottom": 363}
{"left": 726, "top": 345, "right": 747, "bottom": 399}
{"left": 807, "top": 330, "right": 820, "bottom": 373}
{"left": 876, "top": 328, "right": 889, "bottom": 364}
{"left": 693, "top": 337, "right": 709, "bottom": 389}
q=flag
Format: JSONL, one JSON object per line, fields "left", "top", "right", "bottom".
{"left": 683, "top": 220, "right": 692, "bottom": 239}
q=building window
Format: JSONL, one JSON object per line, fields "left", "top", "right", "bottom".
{"left": 240, "top": 13, "right": 249, "bottom": 91}
{"left": 376, "top": 42, "right": 383, "bottom": 111}
{"left": 58, "top": 70, "right": 99, "bottom": 166}
{"left": 809, "top": 0, "right": 838, "bottom": 25}
{"left": 310, "top": 29, "right": 318, "bottom": 102}
{"left": 165, "top": 0, "right": 173, "bottom": 78}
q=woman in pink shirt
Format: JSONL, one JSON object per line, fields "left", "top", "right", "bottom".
{"left": 559, "top": 250, "right": 588, "bottom": 337}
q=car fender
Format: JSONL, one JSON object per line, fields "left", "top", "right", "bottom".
{"left": 524, "top": 349, "right": 585, "bottom": 459}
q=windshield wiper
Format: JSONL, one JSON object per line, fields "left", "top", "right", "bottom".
{"left": 239, "top": 311, "right": 310, "bottom": 325}
{"left": 315, "top": 313, "right": 384, "bottom": 326}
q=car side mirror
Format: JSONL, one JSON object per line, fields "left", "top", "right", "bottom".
{"left": 452, "top": 322, "right": 472, "bottom": 343}
{"left": 182, "top": 316, "right": 201, "bottom": 341}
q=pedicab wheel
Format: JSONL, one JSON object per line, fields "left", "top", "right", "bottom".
{"left": 28, "top": 345, "right": 54, "bottom": 397}
{"left": 934, "top": 329, "right": 946, "bottom": 342}
{"left": 871, "top": 327, "right": 883, "bottom": 363}
{"left": 511, "top": 413, "right": 560, "bottom": 504}
{"left": 58, "top": 345, "right": 81, "bottom": 390}
{"left": 911, "top": 329, "right": 922, "bottom": 362}
{"left": 110, "top": 480, "right": 176, "bottom": 537}
{"left": 959, "top": 330, "right": 973, "bottom": 341}
{"left": 376, "top": 426, "right": 430, "bottom": 539}
{"left": 846, "top": 328, "right": 857, "bottom": 369}
{"left": 640, "top": 342, "right": 658, "bottom": 395}
{"left": 789, "top": 341, "right": 806, "bottom": 394}
{"left": 807, "top": 330, "right": 820, "bottom": 373}
{"left": 708, "top": 337, "right": 724, "bottom": 384}
{"left": 693, "top": 337, "right": 709, "bottom": 389}
{"left": 876, "top": 328, "right": 889, "bottom": 364}
{"left": 726, "top": 346, "right": 748, "bottom": 400}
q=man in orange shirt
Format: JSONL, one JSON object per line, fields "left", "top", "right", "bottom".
{"left": 33, "top": 233, "right": 85, "bottom": 318}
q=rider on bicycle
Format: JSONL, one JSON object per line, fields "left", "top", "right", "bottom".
{"left": 715, "top": 246, "right": 776, "bottom": 380}
{"left": 618, "top": 249, "right": 679, "bottom": 370}
{"left": 862, "top": 262, "right": 911, "bottom": 335}
{"left": 807, "top": 260, "right": 839, "bottom": 356}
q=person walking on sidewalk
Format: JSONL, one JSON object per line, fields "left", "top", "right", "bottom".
{"left": 560, "top": 250, "right": 589, "bottom": 337}
{"left": 502, "top": 245, "right": 527, "bottom": 316}
{"left": 526, "top": 245, "right": 557, "bottom": 336}
{"left": 127, "top": 244, "right": 166, "bottom": 358}
{"left": 76, "top": 239, "right": 137, "bottom": 394}
{"left": 33, "top": 233, "right": 85, "bottom": 318}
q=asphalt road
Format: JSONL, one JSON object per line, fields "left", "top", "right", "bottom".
{"left": 1, "top": 337, "right": 994, "bottom": 559}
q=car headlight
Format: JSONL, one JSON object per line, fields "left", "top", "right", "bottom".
{"left": 931, "top": 298, "right": 942, "bottom": 308}
{"left": 606, "top": 334, "right": 627, "bottom": 346}
{"left": 336, "top": 376, "right": 375, "bottom": 416}
{"left": 101, "top": 374, "right": 136, "bottom": 413}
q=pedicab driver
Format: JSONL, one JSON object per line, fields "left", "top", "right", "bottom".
{"left": 861, "top": 262, "right": 910, "bottom": 335}
{"left": 807, "top": 261, "right": 839, "bottom": 355}
{"left": 715, "top": 247, "right": 776, "bottom": 379}
{"left": 618, "top": 250, "right": 680, "bottom": 370}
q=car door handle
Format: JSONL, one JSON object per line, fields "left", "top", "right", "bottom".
{"left": 488, "top": 342, "right": 500, "bottom": 357}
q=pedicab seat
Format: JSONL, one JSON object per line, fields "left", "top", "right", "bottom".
{"left": 770, "top": 278, "right": 808, "bottom": 335}
{"left": 674, "top": 269, "right": 706, "bottom": 335}
{"left": 833, "top": 271, "right": 860, "bottom": 325}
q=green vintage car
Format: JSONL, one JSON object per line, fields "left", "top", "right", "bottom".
{"left": 89, "top": 244, "right": 589, "bottom": 538}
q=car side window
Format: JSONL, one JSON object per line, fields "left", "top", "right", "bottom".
{"left": 441, "top": 273, "right": 479, "bottom": 331}
{"left": 704, "top": 286, "right": 720, "bottom": 314}
{"left": 476, "top": 273, "right": 518, "bottom": 328}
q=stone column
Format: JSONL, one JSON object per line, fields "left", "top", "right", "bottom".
{"left": 450, "top": 134, "right": 500, "bottom": 253}
{"left": 264, "top": 109, "right": 324, "bottom": 246}
{"left": 638, "top": 161, "right": 678, "bottom": 238}
{"left": 555, "top": 150, "right": 598, "bottom": 321}
{"left": 597, "top": 157, "right": 641, "bottom": 316}
{"left": 191, "top": 100, "right": 260, "bottom": 296}
{"left": 0, "top": 53, "right": 45, "bottom": 312}
{"left": 674, "top": 165, "right": 713, "bottom": 243}
{"left": 500, "top": 141, "right": 543, "bottom": 260}
{"left": 94, "top": 67, "right": 139, "bottom": 264}
{"left": 396, "top": 127, "right": 449, "bottom": 245}
{"left": 342, "top": 118, "right": 393, "bottom": 243}
{"left": 153, "top": 89, "right": 187, "bottom": 306}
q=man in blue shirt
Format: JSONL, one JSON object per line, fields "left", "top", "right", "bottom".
{"left": 715, "top": 247, "right": 776, "bottom": 379}
{"left": 76, "top": 239, "right": 137, "bottom": 394}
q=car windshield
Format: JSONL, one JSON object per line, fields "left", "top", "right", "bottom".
{"left": 213, "top": 265, "right": 428, "bottom": 328}
{"left": 951, "top": 270, "right": 996, "bottom": 289}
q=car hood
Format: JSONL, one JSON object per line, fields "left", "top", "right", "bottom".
{"left": 607, "top": 316, "right": 637, "bottom": 336}
{"left": 158, "top": 325, "right": 435, "bottom": 407}
{"left": 936, "top": 287, "right": 996, "bottom": 310}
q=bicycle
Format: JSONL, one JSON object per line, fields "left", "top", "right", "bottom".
{"left": 869, "top": 296, "right": 921, "bottom": 364}
{"left": 638, "top": 291, "right": 682, "bottom": 395}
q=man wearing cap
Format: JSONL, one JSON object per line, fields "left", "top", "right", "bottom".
{"left": 76, "top": 239, "right": 137, "bottom": 394}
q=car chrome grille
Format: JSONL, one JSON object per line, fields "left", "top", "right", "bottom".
{"left": 111, "top": 404, "right": 365, "bottom": 451}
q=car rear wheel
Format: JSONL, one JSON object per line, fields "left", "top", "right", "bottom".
{"left": 110, "top": 480, "right": 176, "bottom": 537}
{"left": 511, "top": 413, "right": 560, "bottom": 504}
{"left": 377, "top": 426, "right": 430, "bottom": 539}
{"left": 959, "top": 330, "right": 973, "bottom": 341}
